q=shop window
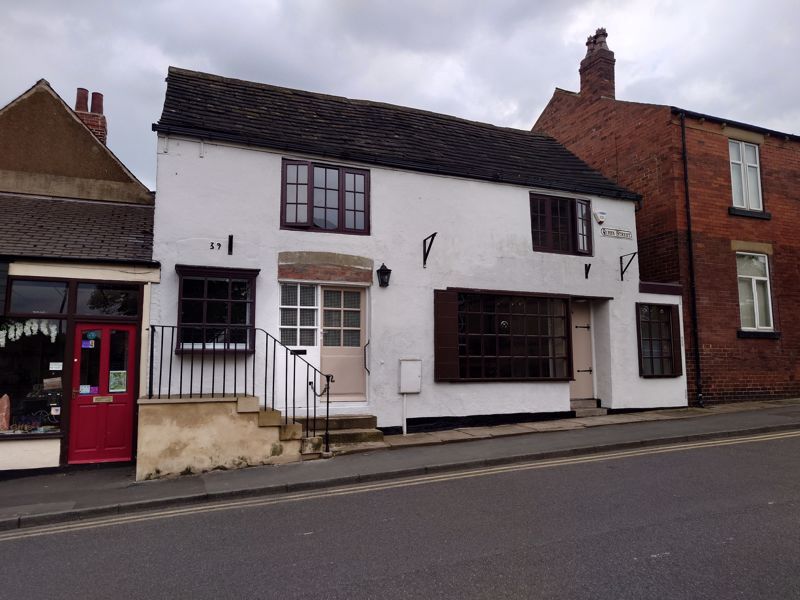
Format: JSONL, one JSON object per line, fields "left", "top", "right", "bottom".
{"left": 76, "top": 283, "right": 140, "bottom": 317}
{"left": 434, "top": 289, "right": 570, "bottom": 381}
{"left": 280, "top": 283, "right": 318, "bottom": 346}
{"left": 176, "top": 265, "right": 259, "bottom": 350}
{"left": 8, "top": 280, "right": 68, "bottom": 315}
{"left": 0, "top": 319, "right": 66, "bottom": 435}
{"left": 636, "top": 304, "right": 682, "bottom": 377}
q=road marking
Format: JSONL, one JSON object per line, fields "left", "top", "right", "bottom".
{"left": 2, "top": 428, "right": 799, "bottom": 543}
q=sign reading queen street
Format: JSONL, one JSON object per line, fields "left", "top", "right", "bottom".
{"left": 600, "top": 227, "right": 633, "bottom": 240}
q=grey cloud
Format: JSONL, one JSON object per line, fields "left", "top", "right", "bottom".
{"left": 1, "top": 0, "right": 798, "bottom": 189}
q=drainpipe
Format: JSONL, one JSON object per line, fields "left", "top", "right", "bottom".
{"left": 680, "top": 112, "right": 704, "bottom": 407}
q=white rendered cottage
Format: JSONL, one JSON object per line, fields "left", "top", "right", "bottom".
{"left": 142, "top": 67, "right": 686, "bottom": 474}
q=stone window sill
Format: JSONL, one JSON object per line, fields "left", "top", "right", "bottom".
{"left": 737, "top": 330, "right": 780, "bottom": 340}
{"left": 729, "top": 207, "right": 771, "bottom": 220}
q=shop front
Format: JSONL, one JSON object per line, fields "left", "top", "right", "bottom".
{"left": 0, "top": 269, "right": 156, "bottom": 470}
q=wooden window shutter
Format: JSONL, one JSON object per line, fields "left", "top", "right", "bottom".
{"left": 670, "top": 304, "right": 683, "bottom": 377}
{"left": 433, "top": 289, "right": 459, "bottom": 381}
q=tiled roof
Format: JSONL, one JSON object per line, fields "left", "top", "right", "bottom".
{"left": 0, "top": 194, "right": 155, "bottom": 263}
{"left": 155, "top": 67, "right": 640, "bottom": 201}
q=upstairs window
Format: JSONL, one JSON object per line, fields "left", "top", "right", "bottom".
{"left": 530, "top": 194, "right": 592, "bottom": 255}
{"left": 282, "top": 160, "right": 370, "bottom": 235}
{"left": 729, "top": 140, "right": 762, "bottom": 212}
{"left": 736, "top": 253, "right": 772, "bottom": 330}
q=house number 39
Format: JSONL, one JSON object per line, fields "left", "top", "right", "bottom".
{"left": 209, "top": 242, "right": 222, "bottom": 250}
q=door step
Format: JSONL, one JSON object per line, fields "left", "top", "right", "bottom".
{"left": 573, "top": 407, "right": 608, "bottom": 417}
{"left": 570, "top": 398, "right": 608, "bottom": 418}
{"left": 299, "top": 414, "right": 377, "bottom": 432}
{"left": 326, "top": 427, "right": 385, "bottom": 445}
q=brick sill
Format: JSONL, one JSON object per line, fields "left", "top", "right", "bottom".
{"left": 737, "top": 330, "right": 780, "bottom": 340}
{"left": 728, "top": 207, "right": 771, "bottom": 220}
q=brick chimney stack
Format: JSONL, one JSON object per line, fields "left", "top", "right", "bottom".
{"left": 579, "top": 28, "right": 615, "bottom": 99}
{"left": 74, "top": 87, "right": 108, "bottom": 144}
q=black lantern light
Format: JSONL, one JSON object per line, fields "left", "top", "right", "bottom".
{"left": 376, "top": 263, "right": 392, "bottom": 287}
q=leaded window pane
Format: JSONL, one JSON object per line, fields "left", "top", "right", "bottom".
{"left": 299, "top": 285, "right": 316, "bottom": 306}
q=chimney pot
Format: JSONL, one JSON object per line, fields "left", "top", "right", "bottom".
{"left": 90, "top": 92, "right": 104, "bottom": 115}
{"left": 579, "top": 27, "right": 615, "bottom": 99}
{"left": 75, "top": 88, "right": 89, "bottom": 112}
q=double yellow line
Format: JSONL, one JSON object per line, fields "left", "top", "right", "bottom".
{"left": 2, "top": 429, "right": 798, "bottom": 543}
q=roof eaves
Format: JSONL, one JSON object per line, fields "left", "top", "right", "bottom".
{"left": 152, "top": 124, "right": 640, "bottom": 202}
{"left": 671, "top": 106, "right": 800, "bottom": 142}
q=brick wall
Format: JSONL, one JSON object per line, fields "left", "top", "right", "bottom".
{"left": 535, "top": 90, "right": 800, "bottom": 403}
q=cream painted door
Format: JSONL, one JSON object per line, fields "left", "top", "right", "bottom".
{"left": 569, "top": 301, "right": 594, "bottom": 399}
{"left": 321, "top": 287, "right": 366, "bottom": 400}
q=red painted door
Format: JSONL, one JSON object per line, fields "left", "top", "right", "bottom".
{"left": 68, "top": 323, "right": 137, "bottom": 464}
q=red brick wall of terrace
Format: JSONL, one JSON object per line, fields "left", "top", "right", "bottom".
{"left": 535, "top": 92, "right": 800, "bottom": 403}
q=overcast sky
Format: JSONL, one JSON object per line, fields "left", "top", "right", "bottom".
{"left": 3, "top": 0, "right": 798, "bottom": 190}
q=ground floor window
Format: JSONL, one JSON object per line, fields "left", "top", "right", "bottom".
{"left": 176, "top": 265, "right": 258, "bottom": 349}
{"left": 434, "top": 289, "right": 570, "bottom": 381}
{"left": 736, "top": 253, "right": 773, "bottom": 330}
{"left": 636, "top": 304, "right": 682, "bottom": 377}
{"left": 0, "top": 319, "right": 66, "bottom": 435}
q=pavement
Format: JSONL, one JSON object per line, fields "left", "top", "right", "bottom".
{"left": 2, "top": 398, "right": 800, "bottom": 531}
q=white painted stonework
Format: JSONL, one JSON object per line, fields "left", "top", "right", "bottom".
{"left": 149, "top": 136, "right": 687, "bottom": 427}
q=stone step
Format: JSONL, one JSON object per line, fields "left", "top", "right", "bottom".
{"left": 324, "top": 428, "right": 384, "bottom": 445}
{"left": 299, "top": 414, "right": 378, "bottom": 431}
{"left": 574, "top": 407, "right": 608, "bottom": 418}
{"left": 570, "top": 398, "right": 599, "bottom": 410}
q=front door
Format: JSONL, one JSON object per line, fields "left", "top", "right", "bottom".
{"left": 68, "top": 323, "right": 137, "bottom": 464}
{"left": 569, "top": 301, "right": 594, "bottom": 399}
{"left": 320, "top": 287, "right": 366, "bottom": 400}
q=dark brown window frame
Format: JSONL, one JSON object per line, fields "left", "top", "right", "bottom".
{"left": 434, "top": 288, "right": 572, "bottom": 382}
{"left": 175, "top": 265, "right": 260, "bottom": 353}
{"left": 635, "top": 303, "right": 682, "bottom": 378}
{"left": 529, "top": 193, "right": 593, "bottom": 256}
{"left": 280, "top": 159, "right": 371, "bottom": 235}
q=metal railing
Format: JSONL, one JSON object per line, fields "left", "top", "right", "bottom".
{"left": 146, "top": 324, "right": 333, "bottom": 452}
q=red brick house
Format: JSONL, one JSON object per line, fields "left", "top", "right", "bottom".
{"left": 535, "top": 28, "right": 800, "bottom": 405}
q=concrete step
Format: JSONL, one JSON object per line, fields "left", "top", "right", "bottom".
{"left": 324, "top": 428, "right": 384, "bottom": 445}
{"left": 570, "top": 398, "right": 599, "bottom": 410}
{"left": 299, "top": 414, "right": 378, "bottom": 431}
{"left": 330, "top": 441, "right": 389, "bottom": 455}
{"left": 574, "top": 407, "right": 608, "bottom": 418}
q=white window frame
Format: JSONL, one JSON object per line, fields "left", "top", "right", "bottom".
{"left": 279, "top": 283, "right": 318, "bottom": 347}
{"left": 729, "top": 140, "right": 763, "bottom": 212}
{"left": 736, "top": 252, "right": 773, "bottom": 331}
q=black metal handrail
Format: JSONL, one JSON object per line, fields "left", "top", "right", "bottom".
{"left": 146, "top": 324, "right": 333, "bottom": 452}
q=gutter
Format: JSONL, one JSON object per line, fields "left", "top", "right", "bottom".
{"left": 679, "top": 113, "right": 703, "bottom": 407}
{"left": 0, "top": 254, "right": 160, "bottom": 268}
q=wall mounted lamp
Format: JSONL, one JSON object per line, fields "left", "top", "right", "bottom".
{"left": 377, "top": 263, "right": 392, "bottom": 287}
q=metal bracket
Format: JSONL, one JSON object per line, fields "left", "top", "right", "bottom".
{"left": 423, "top": 232, "right": 437, "bottom": 268}
{"left": 574, "top": 325, "right": 591, "bottom": 330}
{"left": 577, "top": 368, "right": 593, "bottom": 374}
{"left": 620, "top": 252, "right": 638, "bottom": 281}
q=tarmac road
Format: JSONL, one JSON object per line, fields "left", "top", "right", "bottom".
{"left": 2, "top": 430, "right": 799, "bottom": 599}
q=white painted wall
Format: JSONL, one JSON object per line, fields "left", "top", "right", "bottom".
{"left": 0, "top": 439, "right": 60, "bottom": 470}
{"left": 150, "top": 136, "right": 687, "bottom": 426}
